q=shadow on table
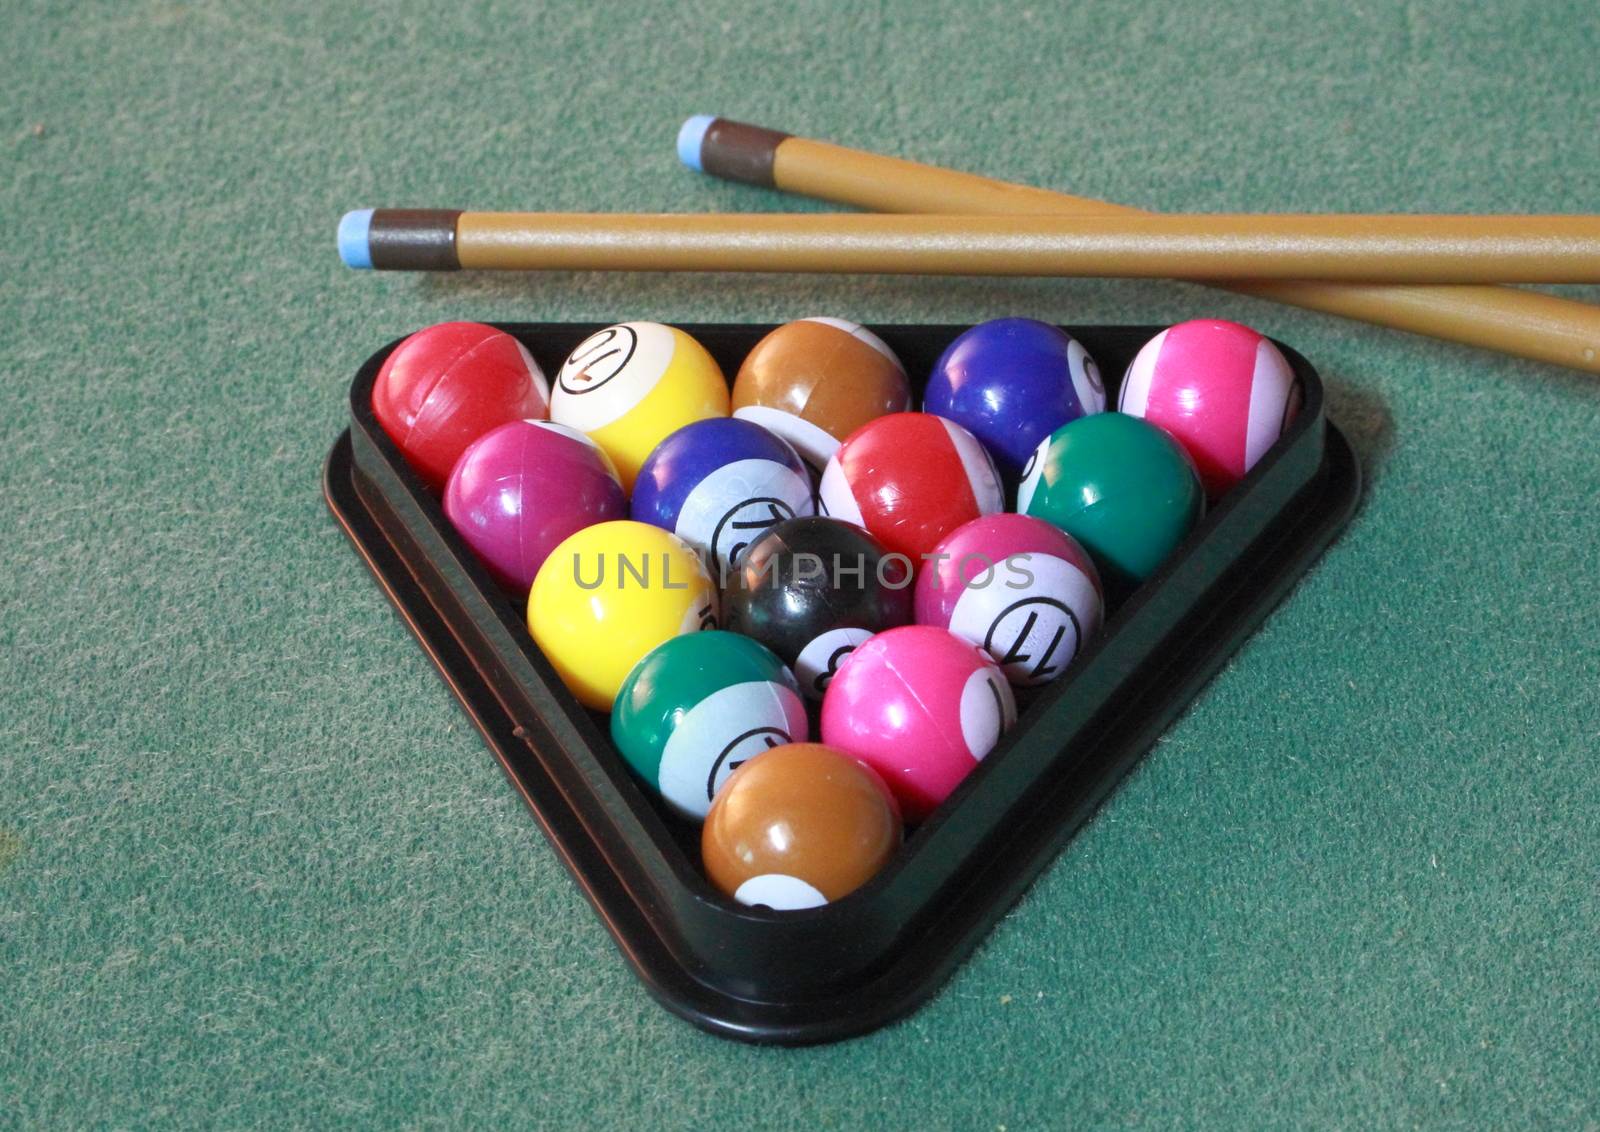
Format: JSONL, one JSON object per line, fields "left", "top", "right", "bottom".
{"left": 412, "top": 270, "right": 1233, "bottom": 326}
{"left": 1318, "top": 374, "right": 1394, "bottom": 497}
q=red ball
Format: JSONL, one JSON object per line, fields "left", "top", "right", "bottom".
{"left": 817, "top": 413, "right": 1003, "bottom": 562}
{"left": 371, "top": 322, "right": 552, "bottom": 492}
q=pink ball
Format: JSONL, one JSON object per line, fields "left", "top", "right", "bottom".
{"left": 1116, "top": 319, "right": 1301, "bottom": 500}
{"left": 821, "top": 625, "right": 1016, "bottom": 823}
{"left": 916, "top": 514, "right": 1102, "bottom": 687}
{"left": 443, "top": 419, "right": 626, "bottom": 593}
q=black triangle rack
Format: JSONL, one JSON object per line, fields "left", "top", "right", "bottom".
{"left": 324, "top": 322, "right": 1360, "bottom": 1044}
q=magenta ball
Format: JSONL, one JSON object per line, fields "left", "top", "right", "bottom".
{"left": 820, "top": 625, "right": 1016, "bottom": 823}
{"left": 916, "top": 514, "right": 1103, "bottom": 687}
{"left": 443, "top": 419, "right": 626, "bottom": 593}
{"left": 1116, "top": 319, "right": 1302, "bottom": 500}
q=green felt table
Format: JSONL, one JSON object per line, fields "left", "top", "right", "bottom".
{"left": 4, "top": 1, "right": 1597, "bottom": 1126}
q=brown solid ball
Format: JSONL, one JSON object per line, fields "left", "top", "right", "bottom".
{"left": 701, "top": 742, "right": 902, "bottom": 910}
{"left": 732, "top": 318, "right": 911, "bottom": 468}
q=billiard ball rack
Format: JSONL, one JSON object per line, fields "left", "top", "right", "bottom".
{"left": 324, "top": 322, "right": 1359, "bottom": 1045}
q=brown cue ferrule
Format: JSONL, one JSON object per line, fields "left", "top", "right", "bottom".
{"left": 698, "top": 119, "right": 792, "bottom": 187}
{"left": 367, "top": 209, "right": 463, "bottom": 270}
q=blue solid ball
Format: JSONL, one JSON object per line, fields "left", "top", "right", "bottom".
{"left": 633, "top": 417, "right": 816, "bottom": 572}
{"left": 924, "top": 318, "right": 1107, "bottom": 480}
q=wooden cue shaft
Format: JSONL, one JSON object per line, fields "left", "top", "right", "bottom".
{"left": 682, "top": 118, "right": 1600, "bottom": 373}
{"left": 445, "top": 212, "right": 1600, "bottom": 283}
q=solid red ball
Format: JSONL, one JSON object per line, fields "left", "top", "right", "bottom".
{"left": 370, "top": 322, "right": 551, "bottom": 492}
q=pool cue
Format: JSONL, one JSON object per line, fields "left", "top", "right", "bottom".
{"left": 674, "top": 116, "right": 1600, "bottom": 374}
{"left": 340, "top": 209, "right": 1600, "bottom": 284}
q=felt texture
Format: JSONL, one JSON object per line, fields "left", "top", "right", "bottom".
{"left": 3, "top": 0, "right": 1598, "bottom": 1126}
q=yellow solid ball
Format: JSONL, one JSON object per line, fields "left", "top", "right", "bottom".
{"left": 550, "top": 322, "right": 730, "bottom": 492}
{"left": 527, "top": 520, "right": 718, "bottom": 711}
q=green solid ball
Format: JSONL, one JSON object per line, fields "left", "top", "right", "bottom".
{"left": 1017, "top": 412, "right": 1205, "bottom": 592}
{"left": 611, "top": 630, "right": 807, "bottom": 822}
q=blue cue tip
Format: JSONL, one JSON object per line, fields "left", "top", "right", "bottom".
{"left": 338, "top": 209, "right": 374, "bottom": 269}
{"left": 677, "top": 115, "right": 715, "bottom": 172}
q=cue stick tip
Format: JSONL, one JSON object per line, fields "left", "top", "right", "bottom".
{"left": 338, "top": 208, "right": 374, "bottom": 269}
{"left": 339, "top": 209, "right": 462, "bottom": 270}
{"left": 677, "top": 114, "right": 716, "bottom": 172}
{"left": 675, "top": 116, "right": 791, "bottom": 187}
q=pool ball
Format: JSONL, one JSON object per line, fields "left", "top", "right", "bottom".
{"left": 1019, "top": 413, "right": 1204, "bottom": 595}
{"left": 924, "top": 318, "right": 1105, "bottom": 481}
{"left": 821, "top": 625, "right": 1016, "bottom": 823}
{"left": 917, "top": 514, "right": 1103, "bottom": 687}
{"left": 612, "top": 631, "right": 808, "bottom": 821}
{"left": 370, "top": 321, "right": 551, "bottom": 492}
{"left": 443, "top": 420, "right": 626, "bottom": 593}
{"left": 550, "top": 321, "right": 729, "bottom": 492}
{"left": 632, "top": 418, "right": 815, "bottom": 575}
{"left": 701, "top": 743, "right": 901, "bottom": 910}
{"left": 526, "top": 520, "right": 717, "bottom": 711}
{"left": 1117, "top": 319, "right": 1301, "bottom": 500}
{"left": 722, "top": 516, "right": 914, "bottom": 701}
{"left": 817, "top": 413, "right": 1004, "bottom": 562}
{"left": 732, "top": 317, "right": 911, "bottom": 469}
